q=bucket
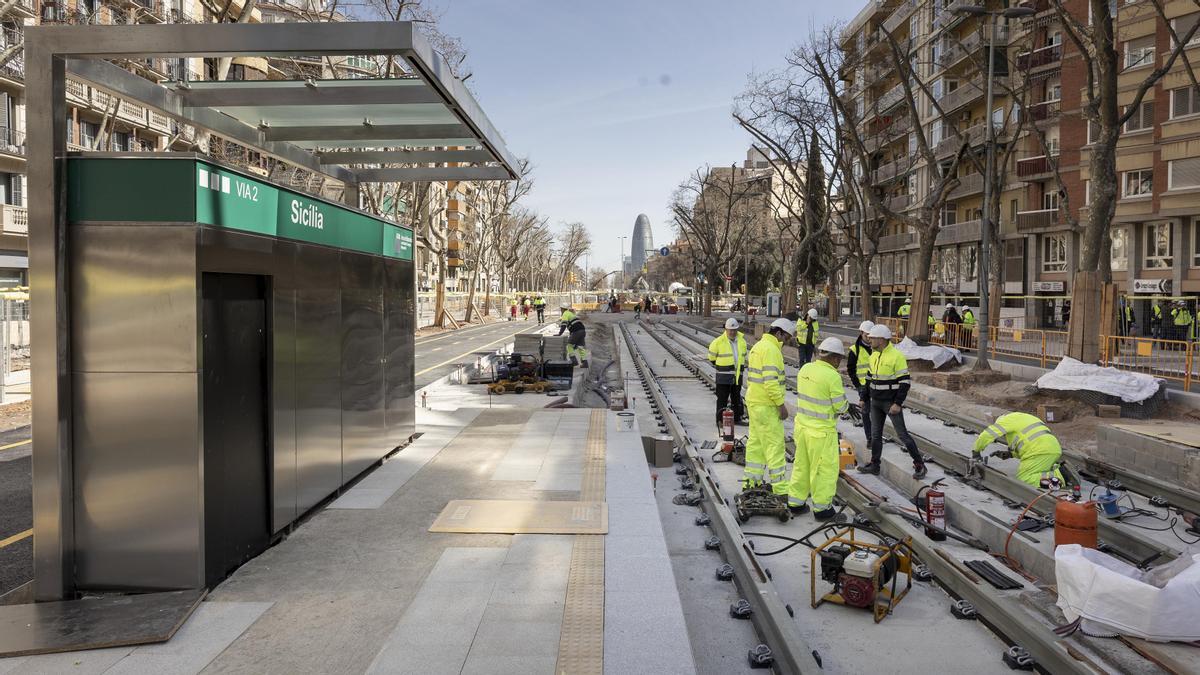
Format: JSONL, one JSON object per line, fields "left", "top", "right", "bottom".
{"left": 616, "top": 411, "right": 636, "bottom": 432}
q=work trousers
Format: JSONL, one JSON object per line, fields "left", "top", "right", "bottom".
{"left": 743, "top": 403, "right": 787, "bottom": 491}
{"left": 868, "top": 399, "right": 923, "bottom": 467}
{"left": 857, "top": 389, "right": 873, "bottom": 448}
{"left": 536, "top": 307, "right": 545, "bottom": 323}
{"left": 798, "top": 344, "right": 814, "bottom": 364}
{"left": 787, "top": 426, "right": 839, "bottom": 510}
{"left": 567, "top": 332, "right": 588, "bottom": 364}
{"left": 1015, "top": 442, "right": 1064, "bottom": 487}
{"left": 714, "top": 376, "right": 744, "bottom": 427}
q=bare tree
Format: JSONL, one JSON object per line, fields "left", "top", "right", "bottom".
{"left": 553, "top": 222, "right": 592, "bottom": 291}
{"left": 465, "top": 158, "right": 533, "bottom": 321}
{"left": 1048, "top": 0, "right": 1200, "bottom": 359}
{"left": 670, "top": 166, "right": 763, "bottom": 316}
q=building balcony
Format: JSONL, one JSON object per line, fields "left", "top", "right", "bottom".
{"left": 858, "top": 194, "right": 911, "bottom": 221}
{"left": 1025, "top": 99, "right": 1061, "bottom": 122}
{"left": 1016, "top": 43, "right": 1062, "bottom": 70}
{"left": 875, "top": 81, "right": 906, "bottom": 113}
{"left": 878, "top": 230, "right": 918, "bottom": 252}
{"left": 1016, "top": 208, "right": 1059, "bottom": 231}
{"left": 935, "top": 123, "right": 987, "bottom": 158}
{"left": 2, "top": 204, "right": 27, "bottom": 235}
{"left": 872, "top": 158, "right": 908, "bottom": 184}
{"left": 947, "top": 172, "right": 984, "bottom": 199}
{"left": 935, "top": 219, "right": 980, "bottom": 246}
{"left": 447, "top": 198, "right": 465, "bottom": 213}
{"left": 1016, "top": 154, "right": 1058, "bottom": 180}
{"left": 937, "top": 78, "right": 994, "bottom": 114}
{"left": 882, "top": 0, "right": 918, "bottom": 33}
{"left": 0, "top": 127, "right": 25, "bottom": 157}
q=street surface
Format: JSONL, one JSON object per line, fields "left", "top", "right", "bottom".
{"left": 414, "top": 318, "right": 554, "bottom": 389}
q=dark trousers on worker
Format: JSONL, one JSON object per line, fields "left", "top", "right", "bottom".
{"left": 857, "top": 389, "right": 873, "bottom": 447}
{"left": 798, "top": 344, "right": 814, "bottom": 363}
{"left": 868, "top": 399, "right": 923, "bottom": 468}
{"left": 536, "top": 307, "right": 544, "bottom": 323}
{"left": 715, "top": 376, "right": 744, "bottom": 428}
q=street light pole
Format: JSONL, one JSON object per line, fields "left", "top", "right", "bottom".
{"left": 618, "top": 236, "right": 627, "bottom": 290}
{"left": 976, "top": 12, "right": 997, "bottom": 371}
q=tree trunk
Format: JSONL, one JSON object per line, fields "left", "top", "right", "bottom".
{"left": 859, "top": 259, "right": 875, "bottom": 321}
{"left": 483, "top": 272, "right": 492, "bottom": 318}
{"left": 909, "top": 233, "right": 936, "bottom": 341}
{"left": 781, "top": 261, "right": 797, "bottom": 319}
{"left": 827, "top": 273, "right": 839, "bottom": 322}
{"left": 1066, "top": 271, "right": 1104, "bottom": 362}
{"left": 434, "top": 258, "right": 447, "bottom": 328}
{"left": 464, "top": 267, "right": 480, "bottom": 323}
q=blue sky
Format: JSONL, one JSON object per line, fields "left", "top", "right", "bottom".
{"left": 434, "top": 1, "right": 854, "bottom": 272}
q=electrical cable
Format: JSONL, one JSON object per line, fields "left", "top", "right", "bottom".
{"left": 992, "top": 489, "right": 1065, "bottom": 579}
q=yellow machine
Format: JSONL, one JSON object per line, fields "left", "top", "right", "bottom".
{"left": 838, "top": 438, "right": 857, "bottom": 471}
{"left": 811, "top": 525, "right": 915, "bottom": 623}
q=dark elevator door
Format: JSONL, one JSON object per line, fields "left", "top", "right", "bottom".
{"left": 202, "top": 273, "right": 270, "bottom": 587}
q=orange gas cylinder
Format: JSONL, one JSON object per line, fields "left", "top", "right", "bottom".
{"left": 1055, "top": 499, "right": 1098, "bottom": 549}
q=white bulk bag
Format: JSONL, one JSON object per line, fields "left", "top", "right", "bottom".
{"left": 1055, "top": 544, "right": 1200, "bottom": 642}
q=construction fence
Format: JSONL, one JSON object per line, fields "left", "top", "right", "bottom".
{"left": 417, "top": 291, "right": 602, "bottom": 328}
{"left": 873, "top": 316, "right": 1200, "bottom": 392}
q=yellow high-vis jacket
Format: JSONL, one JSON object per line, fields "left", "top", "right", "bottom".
{"left": 745, "top": 333, "right": 786, "bottom": 407}
{"left": 794, "top": 360, "right": 848, "bottom": 430}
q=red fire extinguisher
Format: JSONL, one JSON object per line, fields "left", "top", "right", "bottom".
{"left": 721, "top": 407, "right": 735, "bottom": 442}
{"left": 917, "top": 479, "right": 947, "bottom": 541}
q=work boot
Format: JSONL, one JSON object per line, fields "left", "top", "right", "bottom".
{"left": 912, "top": 463, "right": 928, "bottom": 480}
{"left": 813, "top": 507, "right": 837, "bottom": 521}
{"left": 789, "top": 503, "right": 810, "bottom": 516}
{"left": 856, "top": 462, "right": 881, "bottom": 475}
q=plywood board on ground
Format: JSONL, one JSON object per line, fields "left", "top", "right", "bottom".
{"left": 429, "top": 499, "right": 608, "bottom": 534}
{"left": 1111, "top": 423, "right": 1200, "bottom": 449}
{"left": 0, "top": 589, "right": 205, "bottom": 657}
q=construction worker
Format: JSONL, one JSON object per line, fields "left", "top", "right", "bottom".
{"left": 708, "top": 317, "right": 748, "bottom": 427}
{"left": 534, "top": 294, "right": 546, "bottom": 323}
{"left": 960, "top": 304, "right": 976, "bottom": 349}
{"left": 960, "top": 304, "right": 975, "bottom": 327}
{"left": 1172, "top": 301, "right": 1193, "bottom": 342}
{"left": 845, "top": 320, "right": 874, "bottom": 446}
{"left": 523, "top": 295, "right": 532, "bottom": 321}
{"left": 858, "top": 324, "right": 927, "bottom": 479}
{"left": 897, "top": 298, "right": 911, "bottom": 319}
{"left": 509, "top": 297, "right": 518, "bottom": 321}
{"left": 558, "top": 303, "right": 589, "bottom": 368}
{"left": 1151, "top": 301, "right": 1163, "bottom": 338}
{"left": 797, "top": 308, "right": 821, "bottom": 363}
{"left": 1118, "top": 300, "right": 1135, "bottom": 337}
{"left": 972, "top": 411, "right": 1063, "bottom": 488}
{"left": 787, "top": 337, "right": 849, "bottom": 519}
{"left": 743, "top": 318, "right": 795, "bottom": 493}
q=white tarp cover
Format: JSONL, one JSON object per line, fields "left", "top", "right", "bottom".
{"left": 1055, "top": 544, "right": 1200, "bottom": 642}
{"left": 1035, "top": 357, "right": 1162, "bottom": 403}
{"left": 894, "top": 337, "right": 962, "bottom": 368}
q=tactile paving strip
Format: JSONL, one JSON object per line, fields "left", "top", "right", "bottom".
{"left": 555, "top": 409, "right": 606, "bottom": 674}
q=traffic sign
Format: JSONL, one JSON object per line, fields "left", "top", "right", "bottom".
{"left": 659, "top": 246, "right": 670, "bottom": 256}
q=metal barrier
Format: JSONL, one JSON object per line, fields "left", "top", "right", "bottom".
{"left": 1102, "top": 335, "right": 1194, "bottom": 390}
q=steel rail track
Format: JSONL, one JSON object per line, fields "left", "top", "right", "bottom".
{"left": 674, "top": 320, "right": 1187, "bottom": 565}
{"left": 636, "top": 321, "right": 1103, "bottom": 674}
{"left": 617, "top": 323, "right": 822, "bottom": 675}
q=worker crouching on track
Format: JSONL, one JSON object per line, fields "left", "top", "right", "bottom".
{"left": 787, "top": 337, "right": 849, "bottom": 520}
{"left": 845, "top": 320, "right": 874, "bottom": 446}
{"left": 972, "top": 411, "right": 1064, "bottom": 487}
{"left": 742, "top": 318, "right": 795, "bottom": 494}
{"left": 708, "top": 317, "right": 748, "bottom": 428}
{"left": 558, "top": 303, "right": 589, "bottom": 369}
{"left": 858, "top": 324, "right": 928, "bottom": 479}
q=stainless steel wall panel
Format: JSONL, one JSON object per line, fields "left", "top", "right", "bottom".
{"left": 294, "top": 245, "right": 343, "bottom": 514}
{"left": 384, "top": 260, "right": 415, "bottom": 441}
{"left": 70, "top": 225, "right": 198, "bottom": 373}
{"left": 269, "top": 249, "right": 299, "bottom": 534}
{"left": 72, "top": 372, "right": 202, "bottom": 591}
{"left": 340, "top": 253, "right": 386, "bottom": 482}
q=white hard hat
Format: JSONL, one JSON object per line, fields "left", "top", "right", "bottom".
{"left": 960, "top": 305, "right": 970, "bottom": 311}
{"left": 905, "top": 298, "right": 912, "bottom": 303}
{"left": 858, "top": 320, "right": 875, "bottom": 332}
{"left": 868, "top": 324, "right": 893, "bottom": 339}
{"left": 560, "top": 303, "right": 571, "bottom": 310}
{"left": 946, "top": 303, "right": 954, "bottom": 309}
{"left": 724, "top": 318, "right": 740, "bottom": 329}
{"left": 807, "top": 308, "right": 819, "bottom": 319}
{"left": 818, "top": 337, "right": 846, "bottom": 356}
{"left": 770, "top": 318, "right": 796, "bottom": 336}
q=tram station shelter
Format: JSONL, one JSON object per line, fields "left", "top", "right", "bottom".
{"left": 25, "top": 22, "right": 517, "bottom": 602}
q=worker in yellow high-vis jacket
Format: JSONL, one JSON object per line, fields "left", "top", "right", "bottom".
{"left": 708, "top": 317, "right": 748, "bottom": 428}
{"left": 742, "top": 318, "right": 795, "bottom": 492}
{"left": 972, "top": 411, "right": 1063, "bottom": 487}
{"left": 787, "top": 337, "right": 849, "bottom": 520}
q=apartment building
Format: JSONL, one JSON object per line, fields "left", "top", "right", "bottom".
{"left": 838, "top": 0, "right": 1200, "bottom": 330}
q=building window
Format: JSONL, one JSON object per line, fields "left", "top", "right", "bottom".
{"left": 1042, "top": 234, "right": 1067, "bottom": 272}
{"left": 1043, "top": 189, "right": 1059, "bottom": 211}
{"left": 111, "top": 131, "right": 129, "bottom": 152}
{"left": 1169, "top": 157, "right": 1200, "bottom": 190}
{"left": 80, "top": 121, "right": 98, "bottom": 149}
{"left": 1085, "top": 179, "right": 1091, "bottom": 205}
{"left": 1124, "top": 35, "right": 1155, "bottom": 69}
{"left": 1144, "top": 221, "right": 1174, "bottom": 269}
{"left": 961, "top": 245, "right": 978, "bottom": 282}
{"left": 1087, "top": 119, "right": 1099, "bottom": 144}
{"left": 1170, "top": 86, "right": 1200, "bottom": 119}
{"left": 1171, "top": 13, "right": 1200, "bottom": 48}
{"left": 1123, "top": 169, "right": 1154, "bottom": 198}
{"left": 1111, "top": 226, "right": 1128, "bottom": 272}
{"left": 1192, "top": 218, "right": 1200, "bottom": 266}
{"left": 1124, "top": 101, "right": 1154, "bottom": 132}
{"left": 941, "top": 201, "right": 957, "bottom": 227}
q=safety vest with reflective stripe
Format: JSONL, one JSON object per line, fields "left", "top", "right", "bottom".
{"left": 794, "top": 360, "right": 848, "bottom": 430}
{"left": 849, "top": 341, "right": 871, "bottom": 386}
{"left": 962, "top": 309, "right": 975, "bottom": 326}
{"left": 745, "top": 333, "right": 787, "bottom": 407}
{"left": 897, "top": 304, "right": 911, "bottom": 318}
{"left": 559, "top": 309, "right": 584, "bottom": 334}
{"left": 707, "top": 331, "right": 748, "bottom": 383}
{"left": 1173, "top": 307, "right": 1193, "bottom": 327}
{"left": 973, "top": 411, "right": 1061, "bottom": 462}
{"left": 1152, "top": 304, "right": 1162, "bottom": 320}
{"left": 534, "top": 297, "right": 546, "bottom": 307}
{"left": 798, "top": 319, "right": 820, "bottom": 347}
{"left": 867, "top": 342, "right": 910, "bottom": 395}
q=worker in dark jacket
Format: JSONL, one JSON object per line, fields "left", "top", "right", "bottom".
{"left": 558, "top": 303, "right": 588, "bottom": 368}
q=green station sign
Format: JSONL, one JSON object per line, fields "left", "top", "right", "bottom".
{"left": 68, "top": 157, "right": 414, "bottom": 261}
